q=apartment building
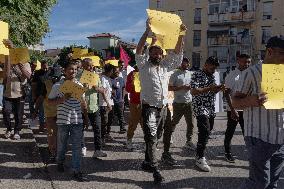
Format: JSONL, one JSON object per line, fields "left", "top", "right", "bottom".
{"left": 149, "top": 0, "right": 284, "bottom": 77}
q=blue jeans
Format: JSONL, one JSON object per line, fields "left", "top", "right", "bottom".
{"left": 240, "top": 137, "right": 284, "bottom": 189}
{"left": 0, "top": 84, "right": 3, "bottom": 107}
{"left": 57, "top": 124, "right": 83, "bottom": 172}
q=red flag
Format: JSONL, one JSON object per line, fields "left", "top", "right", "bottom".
{"left": 120, "top": 46, "right": 131, "bottom": 67}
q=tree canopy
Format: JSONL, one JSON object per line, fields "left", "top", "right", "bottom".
{"left": 0, "top": 0, "right": 57, "bottom": 47}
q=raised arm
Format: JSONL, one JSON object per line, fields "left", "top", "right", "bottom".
{"left": 174, "top": 24, "right": 187, "bottom": 54}
{"left": 136, "top": 19, "right": 151, "bottom": 55}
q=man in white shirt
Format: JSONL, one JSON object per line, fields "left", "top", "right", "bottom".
{"left": 135, "top": 19, "right": 186, "bottom": 183}
{"left": 223, "top": 54, "right": 251, "bottom": 163}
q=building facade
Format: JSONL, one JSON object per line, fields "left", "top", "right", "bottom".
{"left": 149, "top": 0, "right": 284, "bottom": 77}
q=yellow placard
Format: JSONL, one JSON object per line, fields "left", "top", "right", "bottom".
{"left": 10, "top": 48, "right": 30, "bottom": 64}
{"left": 59, "top": 80, "right": 86, "bottom": 101}
{"left": 0, "top": 21, "right": 9, "bottom": 55}
{"left": 81, "top": 56, "right": 101, "bottom": 67}
{"left": 146, "top": 37, "right": 167, "bottom": 55}
{"left": 133, "top": 72, "right": 141, "bottom": 93}
{"left": 261, "top": 64, "right": 284, "bottom": 109}
{"left": 79, "top": 70, "right": 100, "bottom": 87}
{"left": 0, "top": 54, "right": 5, "bottom": 64}
{"left": 72, "top": 48, "right": 88, "bottom": 59}
{"left": 106, "top": 60, "right": 118, "bottom": 67}
{"left": 35, "top": 60, "right": 41, "bottom": 70}
{"left": 147, "top": 9, "right": 183, "bottom": 49}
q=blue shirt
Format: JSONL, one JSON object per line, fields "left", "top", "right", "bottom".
{"left": 111, "top": 76, "right": 125, "bottom": 104}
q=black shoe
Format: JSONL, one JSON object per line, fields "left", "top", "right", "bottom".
{"left": 49, "top": 154, "right": 56, "bottom": 163}
{"left": 161, "top": 152, "right": 178, "bottom": 166}
{"left": 153, "top": 170, "right": 164, "bottom": 184}
{"left": 225, "top": 153, "right": 235, "bottom": 163}
{"left": 141, "top": 161, "right": 155, "bottom": 173}
{"left": 73, "top": 172, "right": 89, "bottom": 182}
{"left": 57, "top": 163, "right": 64, "bottom": 172}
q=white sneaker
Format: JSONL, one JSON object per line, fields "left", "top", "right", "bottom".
{"left": 13, "top": 133, "right": 21, "bottom": 140}
{"left": 196, "top": 157, "right": 211, "bottom": 172}
{"left": 92, "top": 150, "right": 107, "bottom": 158}
{"left": 81, "top": 147, "right": 87, "bottom": 156}
{"left": 184, "top": 141, "right": 196, "bottom": 151}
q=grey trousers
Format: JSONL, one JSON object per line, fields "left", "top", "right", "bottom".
{"left": 171, "top": 102, "right": 194, "bottom": 142}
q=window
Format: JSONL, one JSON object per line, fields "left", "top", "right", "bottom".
{"left": 220, "top": 0, "right": 230, "bottom": 13}
{"left": 177, "top": 10, "right": 185, "bottom": 18}
{"left": 192, "top": 52, "right": 201, "bottom": 68}
{"left": 194, "top": 0, "right": 200, "bottom": 3}
{"left": 194, "top": 8, "right": 202, "bottom": 24}
{"left": 262, "top": 26, "right": 271, "bottom": 44}
{"left": 263, "top": 2, "right": 272, "bottom": 20}
{"left": 157, "top": 0, "right": 163, "bottom": 8}
{"left": 209, "top": 0, "right": 220, "bottom": 14}
{"left": 193, "top": 30, "right": 201, "bottom": 47}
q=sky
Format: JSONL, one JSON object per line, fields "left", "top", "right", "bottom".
{"left": 43, "top": 0, "right": 148, "bottom": 49}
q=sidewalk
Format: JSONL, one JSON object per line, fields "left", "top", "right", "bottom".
{"left": 1, "top": 111, "right": 283, "bottom": 189}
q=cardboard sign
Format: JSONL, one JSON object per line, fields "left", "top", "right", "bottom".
{"left": 10, "top": 48, "right": 30, "bottom": 64}
{"left": 72, "top": 48, "right": 88, "bottom": 59}
{"left": 81, "top": 56, "right": 101, "bottom": 67}
{"left": 79, "top": 70, "right": 100, "bottom": 87}
{"left": 0, "top": 21, "right": 9, "bottom": 55}
{"left": 261, "top": 64, "right": 284, "bottom": 109}
{"left": 133, "top": 72, "right": 141, "bottom": 93}
{"left": 59, "top": 80, "right": 86, "bottom": 101}
{"left": 147, "top": 9, "right": 183, "bottom": 49}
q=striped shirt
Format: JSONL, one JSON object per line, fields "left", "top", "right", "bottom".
{"left": 237, "top": 62, "right": 284, "bottom": 144}
{"left": 48, "top": 79, "right": 84, "bottom": 125}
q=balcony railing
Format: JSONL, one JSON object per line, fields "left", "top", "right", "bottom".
{"left": 208, "top": 11, "right": 255, "bottom": 25}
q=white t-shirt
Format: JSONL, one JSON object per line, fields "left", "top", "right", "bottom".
{"left": 99, "top": 75, "right": 114, "bottom": 106}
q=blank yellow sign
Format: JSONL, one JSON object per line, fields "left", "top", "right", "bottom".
{"left": 261, "top": 64, "right": 284, "bottom": 109}
{"left": 105, "top": 60, "right": 118, "bottom": 67}
{"left": 0, "top": 21, "right": 9, "bottom": 55}
{"left": 72, "top": 48, "right": 88, "bottom": 59}
{"left": 59, "top": 80, "right": 86, "bottom": 101}
{"left": 10, "top": 48, "right": 30, "bottom": 64}
{"left": 147, "top": 9, "right": 183, "bottom": 49}
{"left": 81, "top": 56, "right": 101, "bottom": 67}
{"left": 79, "top": 70, "right": 100, "bottom": 87}
{"left": 133, "top": 72, "right": 141, "bottom": 93}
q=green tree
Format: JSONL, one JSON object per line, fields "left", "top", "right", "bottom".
{"left": 0, "top": 0, "right": 57, "bottom": 47}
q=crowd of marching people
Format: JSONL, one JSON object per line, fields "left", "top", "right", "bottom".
{"left": 1, "top": 19, "right": 284, "bottom": 189}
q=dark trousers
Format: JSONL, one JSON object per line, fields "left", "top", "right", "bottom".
{"left": 88, "top": 111, "right": 102, "bottom": 151}
{"left": 240, "top": 137, "right": 284, "bottom": 189}
{"left": 100, "top": 106, "right": 113, "bottom": 139}
{"left": 224, "top": 111, "right": 244, "bottom": 154}
{"left": 111, "top": 102, "right": 125, "bottom": 128}
{"left": 196, "top": 115, "right": 215, "bottom": 158}
{"left": 142, "top": 104, "right": 172, "bottom": 168}
{"left": 3, "top": 97, "right": 24, "bottom": 133}
{"left": 171, "top": 102, "right": 194, "bottom": 142}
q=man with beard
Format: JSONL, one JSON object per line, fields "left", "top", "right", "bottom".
{"left": 190, "top": 56, "right": 225, "bottom": 172}
{"left": 135, "top": 19, "right": 186, "bottom": 183}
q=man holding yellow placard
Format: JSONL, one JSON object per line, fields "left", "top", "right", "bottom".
{"left": 232, "top": 36, "right": 284, "bottom": 189}
{"left": 2, "top": 40, "right": 32, "bottom": 140}
{"left": 135, "top": 17, "right": 186, "bottom": 183}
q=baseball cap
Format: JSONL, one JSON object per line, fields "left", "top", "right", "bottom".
{"left": 266, "top": 36, "right": 284, "bottom": 49}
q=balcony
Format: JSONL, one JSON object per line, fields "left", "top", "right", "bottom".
{"left": 208, "top": 11, "right": 255, "bottom": 25}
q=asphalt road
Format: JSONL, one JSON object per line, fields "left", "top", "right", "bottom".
{"left": 0, "top": 107, "right": 283, "bottom": 189}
